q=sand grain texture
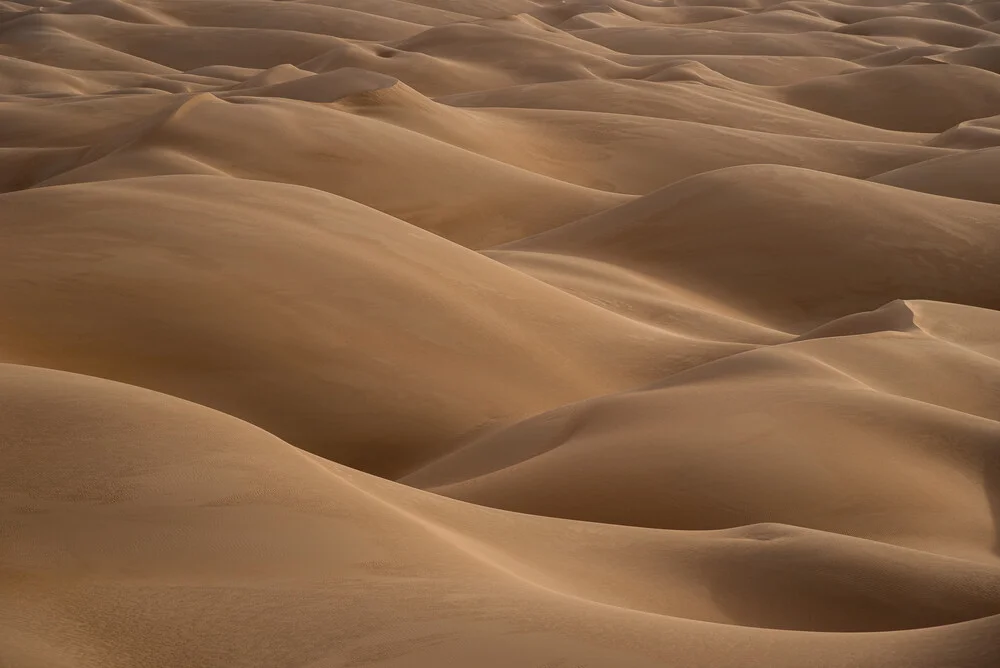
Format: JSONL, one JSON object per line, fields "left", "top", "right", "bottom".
{"left": 2, "top": 0, "right": 1000, "bottom": 666}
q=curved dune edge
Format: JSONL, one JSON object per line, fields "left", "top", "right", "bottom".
{"left": 2, "top": 0, "right": 1000, "bottom": 666}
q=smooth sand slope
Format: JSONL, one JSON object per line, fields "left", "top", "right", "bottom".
{"left": 2, "top": 0, "right": 1000, "bottom": 666}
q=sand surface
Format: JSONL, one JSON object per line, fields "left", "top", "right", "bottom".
{"left": 2, "top": 0, "right": 1000, "bottom": 665}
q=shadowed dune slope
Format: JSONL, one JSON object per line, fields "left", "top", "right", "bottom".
{"left": 0, "top": 175, "right": 744, "bottom": 477}
{"left": 408, "top": 301, "right": 1000, "bottom": 559}
{"left": 5, "top": 363, "right": 1000, "bottom": 667}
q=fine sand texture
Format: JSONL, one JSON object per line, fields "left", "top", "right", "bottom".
{"left": 2, "top": 0, "right": 1000, "bottom": 666}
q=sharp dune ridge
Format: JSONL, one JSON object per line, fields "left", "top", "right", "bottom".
{"left": 1, "top": 0, "right": 1000, "bottom": 666}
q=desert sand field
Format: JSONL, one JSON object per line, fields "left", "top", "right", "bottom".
{"left": 2, "top": 0, "right": 1000, "bottom": 665}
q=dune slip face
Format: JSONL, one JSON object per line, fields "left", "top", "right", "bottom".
{"left": 2, "top": 0, "right": 1000, "bottom": 666}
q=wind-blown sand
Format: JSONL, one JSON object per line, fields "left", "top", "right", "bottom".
{"left": 2, "top": 0, "right": 1000, "bottom": 666}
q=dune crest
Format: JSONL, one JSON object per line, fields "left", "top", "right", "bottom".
{"left": 2, "top": 0, "right": 1000, "bottom": 666}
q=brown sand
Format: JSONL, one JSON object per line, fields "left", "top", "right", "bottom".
{"left": 1, "top": 0, "right": 1000, "bottom": 666}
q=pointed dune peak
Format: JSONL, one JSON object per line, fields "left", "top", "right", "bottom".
{"left": 551, "top": 10, "right": 639, "bottom": 31}
{"left": 228, "top": 63, "right": 313, "bottom": 90}
{"left": 230, "top": 67, "right": 402, "bottom": 104}
{"left": 641, "top": 58, "right": 746, "bottom": 87}
{"left": 795, "top": 300, "right": 920, "bottom": 341}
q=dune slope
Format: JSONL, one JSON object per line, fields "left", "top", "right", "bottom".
{"left": 2, "top": 0, "right": 1000, "bottom": 666}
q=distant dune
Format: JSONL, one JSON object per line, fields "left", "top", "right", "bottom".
{"left": 2, "top": 0, "right": 1000, "bottom": 666}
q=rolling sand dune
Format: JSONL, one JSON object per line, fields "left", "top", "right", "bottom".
{"left": 870, "top": 146, "right": 1000, "bottom": 203}
{"left": 2, "top": 0, "right": 1000, "bottom": 666}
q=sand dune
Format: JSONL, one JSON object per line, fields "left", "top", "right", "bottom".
{"left": 407, "top": 301, "right": 1000, "bottom": 556}
{"left": 499, "top": 165, "right": 1000, "bottom": 330}
{"left": 2, "top": 0, "right": 1000, "bottom": 665}
{"left": 871, "top": 146, "right": 1000, "bottom": 203}
{"left": 0, "top": 175, "right": 739, "bottom": 476}
{"left": 779, "top": 63, "right": 1000, "bottom": 132}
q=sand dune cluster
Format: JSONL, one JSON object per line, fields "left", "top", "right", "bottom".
{"left": 3, "top": 0, "right": 1000, "bottom": 665}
